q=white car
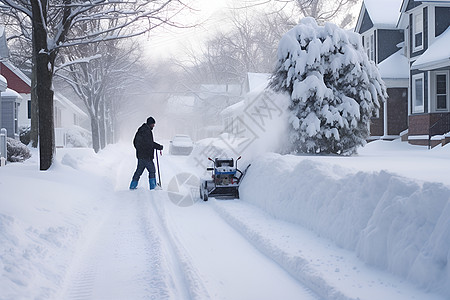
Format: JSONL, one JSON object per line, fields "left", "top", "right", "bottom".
{"left": 169, "top": 135, "right": 194, "bottom": 155}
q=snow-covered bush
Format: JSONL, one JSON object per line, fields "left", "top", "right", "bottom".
{"left": 270, "top": 18, "right": 387, "bottom": 155}
{"left": 6, "top": 138, "right": 31, "bottom": 162}
{"left": 66, "top": 126, "right": 92, "bottom": 148}
{"left": 19, "top": 126, "right": 31, "bottom": 145}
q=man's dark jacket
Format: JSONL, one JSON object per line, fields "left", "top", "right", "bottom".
{"left": 133, "top": 123, "right": 163, "bottom": 160}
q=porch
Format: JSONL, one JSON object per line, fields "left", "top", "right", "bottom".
{"left": 407, "top": 113, "right": 450, "bottom": 148}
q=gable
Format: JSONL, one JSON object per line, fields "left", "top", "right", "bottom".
{"left": 364, "top": 0, "right": 403, "bottom": 27}
{"left": 358, "top": 10, "right": 374, "bottom": 33}
{"left": 406, "top": 0, "right": 422, "bottom": 12}
{"left": 0, "top": 62, "right": 31, "bottom": 94}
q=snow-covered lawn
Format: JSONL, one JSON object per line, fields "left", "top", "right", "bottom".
{"left": 0, "top": 139, "right": 449, "bottom": 299}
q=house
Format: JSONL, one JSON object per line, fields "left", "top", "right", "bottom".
{"left": 0, "top": 26, "right": 89, "bottom": 146}
{"left": 1, "top": 88, "right": 21, "bottom": 139}
{"left": 355, "top": 0, "right": 409, "bottom": 140}
{"left": 0, "top": 59, "right": 31, "bottom": 139}
{"left": 162, "top": 94, "right": 197, "bottom": 139}
{"left": 221, "top": 73, "right": 271, "bottom": 137}
{"left": 0, "top": 27, "right": 23, "bottom": 139}
{"left": 194, "top": 83, "right": 242, "bottom": 140}
{"left": 355, "top": 0, "right": 450, "bottom": 147}
{"left": 399, "top": 0, "right": 450, "bottom": 146}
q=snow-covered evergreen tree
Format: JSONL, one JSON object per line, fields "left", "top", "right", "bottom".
{"left": 270, "top": 18, "right": 387, "bottom": 155}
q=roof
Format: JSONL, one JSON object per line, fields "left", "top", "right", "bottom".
{"left": 247, "top": 73, "right": 270, "bottom": 92}
{"left": 220, "top": 100, "right": 245, "bottom": 115}
{"left": 412, "top": 26, "right": 450, "bottom": 70}
{"left": 54, "top": 92, "right": 88, "bottom": 118}
{"left": 364, "top": 0, "right": 403, "bottom": 27}
{"left": 0, "top": 74, "right": 6, "bottom": 91}
{"left": 378, "top": 50, "right": 409, "bottom": 79}
{"left": 2, "top": 88, "right": 22, "bottom": 99}
{"left": 1, "top": 60, "right": 31, "bottom": 86}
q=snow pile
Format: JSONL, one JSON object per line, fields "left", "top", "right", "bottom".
{"left": 0, "top": 148, "right": 118, "bottom": 299}
{"left": 239, "top": 152, "right": 450, "bottom": 297}
{"left": 65, "top": 126, "right": 92, "bottom": 148}
{"left": 2, "top": 138, "right": 450, "bottom": 299}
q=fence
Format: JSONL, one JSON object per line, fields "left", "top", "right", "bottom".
{"left": 0, "top": 128, "right": 6, "bottom": 166}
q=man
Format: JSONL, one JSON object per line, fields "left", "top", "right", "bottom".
{"left": 129, "top": 117, "right": 163, "bottom": 190}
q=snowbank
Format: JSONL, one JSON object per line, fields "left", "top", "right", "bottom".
{"left": 239, "top": 152, "right": 450, "bottom": 297}
{"left": 0, "top": 147, "right": 119, "bottom": 299}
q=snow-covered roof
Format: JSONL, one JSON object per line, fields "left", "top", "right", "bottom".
{"left": 247, "top": 73, "right": 270, "bottom": 92}
{"left": 378, "top": 50, "right": 409, "bottom": 79}
{"left": 0, "top": 74, "right": 6, "bottom": 92}
{"left": 1, "top": 60, "right": 31, "bottom": 87}
{"left": 54, "top": 92, "right": 88, "bottom": 118}
{"left": 364, "top": 0, "right": 403, "bottom": 27}
{"left": 220, "top": 100, "right": 245, "bottom": 116}
{"left": 2, "top": 88, "right": 22, "bottom": 99}
{"left": 412, "top": 27, "right": 450, "bottom": 70}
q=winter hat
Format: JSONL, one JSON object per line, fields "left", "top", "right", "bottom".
{"left": 146, "top": 117, "right": 156, "bottom": 125}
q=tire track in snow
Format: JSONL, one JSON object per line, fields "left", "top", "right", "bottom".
{"left": 149, "top": 191, "right": 211, "bottom": 300}
{"left": 154, "top": 153, "right": 319, "bottom": 300}
{"left": 152, "top": 192, "right": 319, "bottom": 300}
{"left": 60, "top": 190, "right": 186, "bottom": 299}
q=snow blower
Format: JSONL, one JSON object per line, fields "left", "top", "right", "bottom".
{"left": 199, "top": 156, "right": 250, "bottom": 201}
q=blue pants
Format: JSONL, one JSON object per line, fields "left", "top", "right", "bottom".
{"left": 132, "top": 159, "right": 156, "bottom": 182}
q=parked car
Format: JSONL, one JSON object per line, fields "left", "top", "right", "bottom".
{"left": 169, "top": 134, "right": 194, "bottom": 155}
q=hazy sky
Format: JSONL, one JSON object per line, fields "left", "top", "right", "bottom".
{"left": 143, "top": 0, "right": 362, "bottom": 61}
{"left": 144, "top": 0, "right": 230, "bottom": 60}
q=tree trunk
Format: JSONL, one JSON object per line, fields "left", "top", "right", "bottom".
{"left": 99, "top": 100, "right": 106, "bottom": 149}
{"left": 90, "top": 114, "right": 100, "bottom": 153}
{"left": 31, "top": 0, "right": 55, "bottom": 170}
{"left": 106, "top": 100, "right": 115, "bottom": 145}
{"left": 30, "top": 39, "right": 38, "bottom": 148}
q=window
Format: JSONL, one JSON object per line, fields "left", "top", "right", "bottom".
{"left": 28, "top": 100, "right": 31, "bottom": 119}
{"left": 412, "top": 74, "right": 424, "bottom": 113}
{"left": 54, "top": 106, "right": 62, "bottom": 128}
{"left": 364, "top": 32, "right": 375, "bottom": 61}
{"left": 413, "top": 10, "right": 423, "bottom": 50}
{"left": 436, "top": 73, "right": 448, "bottom": 111}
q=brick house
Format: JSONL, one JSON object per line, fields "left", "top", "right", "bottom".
{"left": 400, "top": 0, "right": 450, "bottom": 146}
{"left": 355, "top": 0, "right": 409, "bottom": 140}
{"left": 356, "top": 0, "right": 450, "bottom": 147}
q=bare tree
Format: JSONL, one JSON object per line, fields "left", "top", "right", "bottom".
{"left": 56, "top": 39, "right": 140, "bottom": 152}
{"left": 0, "top": 0, "right": 188, "bottom": 170}
{"left": 239, "top": 0, "right": 360, "bottom": 28}
{"left": 291, "top": 0, "right": 359, "bottom": 27}
{"left": 178, "top": 10, "right": 293, "bottom": 86}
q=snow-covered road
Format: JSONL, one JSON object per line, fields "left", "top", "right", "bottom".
{"left": 59, "top": 190, "right": 189, "bottom": 299}
{"left": 2, "top": 142, "right": 447, "bottom": 300}
{"left": 58, "top": 152, "right": 318, "bottom": 300}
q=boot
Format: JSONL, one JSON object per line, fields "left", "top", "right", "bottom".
{"left": 129, "top": 180, "right": 138, "bottom": 190}
{"left": 149, "top": 178, "right": 157, "bottom": 190}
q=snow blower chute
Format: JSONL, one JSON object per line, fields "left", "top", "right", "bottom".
{"left": 199, "top": 156, "right": 250, "bottom": 201}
